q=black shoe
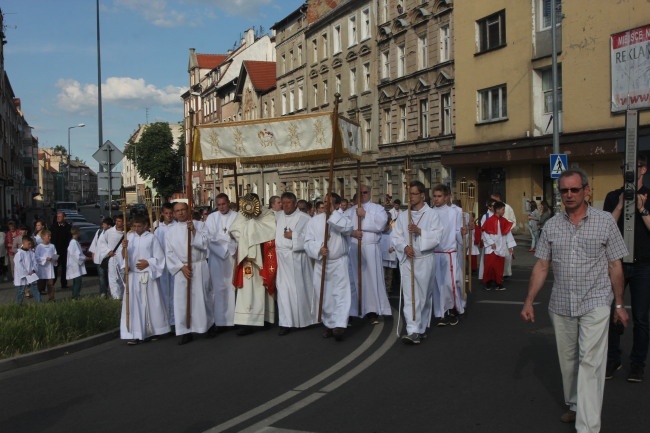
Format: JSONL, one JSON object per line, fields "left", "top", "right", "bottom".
{"left": 322, "top": 328, "right": 333, "bottom": 339}
{"left": 127, "top": 339, "right": 140, "bottom": 346}
{"left": 605, "top": 359, "right": 622, "bottom": 379}
{"left": 206, "top": 325, "right": 218, "bottom": 338}
{"left": 178, "top": 334, "right": 194, "bottom": 345}
{"left": 236, "top": 327, "right": 255, "bottom": 336}
{"left": 333, "top": 327, "right": 345, "bottom": 341}
{"left": 278, "top": 327, "right": 291, "bottom": 336}
{"left": 366, "top": 313, "right": 379, "bottom": 325}
{"left": 436, "top": 316, "right": 449, "bottom": 327}
{"left": 495, "top": 285, "right": 506, "bottom": 291}
{"left": 628, "top": 364, "right": 644, "bottom": 383}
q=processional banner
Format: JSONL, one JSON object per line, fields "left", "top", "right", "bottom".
{"left": 193, "top": 111, "right": 361, "bottom": 165}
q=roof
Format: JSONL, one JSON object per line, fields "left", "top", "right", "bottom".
{"left": 242, "top": 61, "right": 276, "bottom": 92}
{"left": 196, "top": 54, "right": 227, "bottom": 69}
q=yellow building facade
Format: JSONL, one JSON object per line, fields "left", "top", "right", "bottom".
{"left": 448, "top": 0, "right": 650, "bottom": 227}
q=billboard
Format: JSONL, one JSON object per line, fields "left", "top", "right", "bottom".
{"left": 611, "top": 24, "right": 650, "bottom": 112}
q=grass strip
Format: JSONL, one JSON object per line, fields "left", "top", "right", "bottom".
{"left": 0, "top": 298, "right": 121, "bottom": 359}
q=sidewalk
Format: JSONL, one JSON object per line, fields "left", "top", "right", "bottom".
{"left": 0, "top": 273, "right": 101, "bottom": 305}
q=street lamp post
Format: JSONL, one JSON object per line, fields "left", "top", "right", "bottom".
{"left": 67, "top": 123, "right": 85, "bottom": 200}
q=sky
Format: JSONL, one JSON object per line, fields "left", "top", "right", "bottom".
{"left": 2, "top": 0, "right": 304, "bottom": 172}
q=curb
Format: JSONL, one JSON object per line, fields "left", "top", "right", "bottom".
{"left": 0, "top": 328, "right": 119, "bottom": 374}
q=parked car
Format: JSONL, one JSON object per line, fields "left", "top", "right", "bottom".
{"left": 78, "top": 225, "right": 101, "bottom": 273}
{"left": 66, "top": 215, "right": 88, "bottom": 223}
{"left": 129, "top": 203, "right": 148, "bottom": 217}
{"left": 72, "top": 221, "right": 96, "bottom": 228}
{"left": 95, "top": 201, "right": 100, "bottom": 208}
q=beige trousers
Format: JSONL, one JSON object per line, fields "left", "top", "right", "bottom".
{"left": 550, "top": 306, "right": 610, "bottom": 433}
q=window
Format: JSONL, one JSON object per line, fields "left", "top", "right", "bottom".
{"left": 417, "top": 34, "right": 428, "bottom": 69}
{"left": 399, "top": 104, "right": 407, "bottom": 141}
{"left": 363, "top": 62, "right": 370, "bottom": 92}
{"left": 440, "top": 25, "right": 450, "bottom": 62}
{"left": 350, "top": 68, "right": 357, "bottom": 95}
{"left": 281, "top": 54, "right": 286, "bottom": 74}
{"left": 477, "top": 10, "right": 506, "bottom": 52}
{"left": 322, "top": 33, "right": 329, "bottom": 58}
{"left": 333, "top": 24, "right": 342, "bottom": 53}
{"left": 441, "top": 93, "right": 452, "bottom": 134}
{"left": 298, "top": 84, "right": 304, "bottom": 110}
{"left": 381, "top": 0, "right": 388, "bottom": 23}
{"left": 336, "top": 74, "right": 341, "bottom": 94}
{"left": 348, "top": 15, "right": 357, "bottom": 46}
{"left": 323, "top": 80, "right": 328, "bottom": 104}
{"left": 381, "top": 50, "right": 390, "bottom": 79}
{"left": 542, "top": 66, "right": 563, "bottom": 113}
{"left": 271, "top": 98, "right": 275, "bottom": 117}
{"left": 312, "top": 39, "right": 318, "bottom": 62}
{"left": 289, "top": 87, "right": 295, "bottom": 113}
{"left": 397, "top": 44, "right": 405, "bottom": 77}
{"left": 313, "top": 84, "right": 318, "bottom": 106}
{"left": 362, "top": 118, "right": 371, "bottom": 151}
{"left": 420, "top": 99, "right": 429, "bottom": 138}
{"left": 281, "top": 88, "right": 287, "bottom": 115}
{"left": 297, "top": 44, "right": 302, "bottom": 63}
{"left": 289, "top": 50, "right": 294, "bottom": 70}
{"left": 383, "top": 108, "right": 391, "bottom": 144}
{"left": 478, "top": 85, "right": 507, "bottom": 122}
{"left": 263, "top": 101, "right": 268, "bottom": 117}
{"left": 540, "top": 0, "right": 562, "bottom": 29}
{"left": 361, "top": 8, "right": 370, "bottom": 40}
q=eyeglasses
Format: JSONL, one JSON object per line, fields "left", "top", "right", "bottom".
{"left": 559, "top": 186, "right": 585, "bottom": 194}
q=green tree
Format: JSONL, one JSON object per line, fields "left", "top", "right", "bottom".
{"left": 124, "top": 122, "right": 184, "bottom": 199}
{"left": 53, "top": 145, "right": 67, "bottom": 156}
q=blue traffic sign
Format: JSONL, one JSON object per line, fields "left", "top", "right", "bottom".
{"left": 550, "top": 154, "right": 568, "bottom": 179}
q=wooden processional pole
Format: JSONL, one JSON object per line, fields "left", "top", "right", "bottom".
{"left": 185, "top": 109, "right": 195, "bottom": 329}
{"left": 404, "top": 158, "right": 415, "bottom": 320}
{"left": 120, "top": 186, "right": 130, "bottom": 332}
{"left": 317, "top": 93, "right": 341, "bottom": 322}
{"left": 145, "top": 187, "right": 154, "bottom": 233}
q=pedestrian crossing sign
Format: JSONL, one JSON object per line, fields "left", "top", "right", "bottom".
{"left": 550, "top": 154, "right": 568, "bottom": 179}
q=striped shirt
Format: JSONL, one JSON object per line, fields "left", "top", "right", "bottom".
{"left": 535, "top": 206, "right": 628, "bottom": 317}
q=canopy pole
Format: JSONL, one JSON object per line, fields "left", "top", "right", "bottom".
{"left": 318, "top": 93, "right": 341, "bottom": 322}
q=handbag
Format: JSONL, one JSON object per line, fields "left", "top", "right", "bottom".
{"left": 100, "top": 235, "right": 124, "bottom": 271}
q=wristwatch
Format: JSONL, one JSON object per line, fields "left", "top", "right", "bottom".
{"left": 640, "top": 208, "right": 649, "bottom": 217}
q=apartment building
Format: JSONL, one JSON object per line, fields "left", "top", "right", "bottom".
{"left": 276, "top": 0, "right": 380, "bottom": 202}
{"left": 183, "top": 29, "right": 276, "bottom": 205}
{"left": 449, "top": 0, "right": 650, "bottom": 224}
{"left": 376, "top": 0, "right": 454, "bottom": 205}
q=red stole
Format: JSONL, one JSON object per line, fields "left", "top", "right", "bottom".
{"left": 232, "top": 239, "right": 277, "bottom": 296}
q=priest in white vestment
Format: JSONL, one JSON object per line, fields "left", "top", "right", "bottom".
{"left": 275, "top": 192, "right": 316, "bottom": 335}
{"left": 117, "top": 215, "right": 170, "bottom": 344}
{"left": 205, "top": 193, "right": 238, "bottom": 329}
{"left": 305, "top": 193, "right": 353, "bottom": 340}
{"left": 165, "top": 202, "right": 213, "bottom": 345}
{"left": 229, "top": 193, "right": 277, "bottom": 335}
{"left": 392, "top": 181, "right": 443, "bottom": 344}
{"left": 349, "top": 185, "right": 391, "bottom": 322}
{"left": 431, "top": 184, "right": 466, "bottom": 326}
{"left": 154, "top": 202, "right": 177, "bottom": 327}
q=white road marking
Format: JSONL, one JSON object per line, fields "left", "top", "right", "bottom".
{"left": 204, "top": 317, "right": 397, "bottom": 433}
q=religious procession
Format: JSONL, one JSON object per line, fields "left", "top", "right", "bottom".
{"left": 102, "top": 97, "right": 516, "bottom": 348}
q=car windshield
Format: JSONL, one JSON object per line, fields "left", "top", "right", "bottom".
{"left": 78, "top": 227, "right": 99, "bottom": 243}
